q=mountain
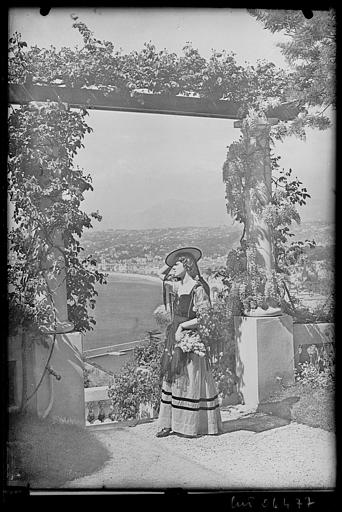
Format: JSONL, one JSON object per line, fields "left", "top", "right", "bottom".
{"left": 103, "top": 197, "right": 231, "bottom": 230}
{"left": 81, "top": 221, "right": 334, "bottom": 266}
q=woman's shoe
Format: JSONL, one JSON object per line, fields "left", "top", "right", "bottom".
{"left": 156, "top": 428, "right": 172, "bottom": 438}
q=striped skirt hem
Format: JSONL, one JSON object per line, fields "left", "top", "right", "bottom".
{"left": 158, "top": 383, "right": 222, "bottom": 436}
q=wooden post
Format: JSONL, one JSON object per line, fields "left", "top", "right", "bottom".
{"left": 234, "top": 117, "right": 278, "bottom": 272}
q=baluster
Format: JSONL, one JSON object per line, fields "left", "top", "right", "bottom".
{"left": 98, "top": 400, "right": 107, "bottom": 422}
{"left": 86, "top": 401, "right": 96, "bottom": 424}
{"left": 92, "top": 401, "right": 100, "bottom": 424}
{"left": 85, "top": 401, "right": 90, "bottom": 424}
{"left": 102, "top": 400, "right": 112, "bottom": 422}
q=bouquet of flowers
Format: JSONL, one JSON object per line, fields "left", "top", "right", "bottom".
{"left": 176, "top": 330, "right": 207, "bottom": 357}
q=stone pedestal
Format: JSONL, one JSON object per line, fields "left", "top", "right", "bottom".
{"left": 234, "top": 314, "right": 294, "bottom": 409}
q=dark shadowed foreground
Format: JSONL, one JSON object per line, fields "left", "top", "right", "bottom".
{"left": 8, "top": 413, "right": 111, "bottom": 488}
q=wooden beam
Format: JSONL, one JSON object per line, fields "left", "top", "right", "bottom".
{"left": 8, "top": 83, "right": 301, "bottom": 121}
{"left": 234, "top": 118, "right": 280, "bottom": 129}
{"left": 9, "top": 83, "right": 242, "bottom": 119}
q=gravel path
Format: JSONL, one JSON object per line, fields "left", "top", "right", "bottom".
{"left": 64, "top": 410, "right": 335, "bottom": 490}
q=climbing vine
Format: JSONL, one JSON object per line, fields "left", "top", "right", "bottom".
{"left": 7, "top": 17, "right": 299, "bottom": 337}
{"left": 9, "top": 17, "right": 293, "bottom": 111}
{"left": 8, "top": 14, "right": 333, "bottom": 341}
{"left": 221, "top": 111, "right": 317, "bottom": 314}
{"left": 8, "top": 101, "right": 106, "bottom": 335}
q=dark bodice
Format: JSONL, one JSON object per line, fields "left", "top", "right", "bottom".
{"left": 161, "top": 282, "right": 209, "bottom": 382}
{"left": 172, "top": 290, "right": 197, "bottom": 321}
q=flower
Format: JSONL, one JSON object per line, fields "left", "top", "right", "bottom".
{"left": 176, "top": 330, "right": 207, "bottom": 357}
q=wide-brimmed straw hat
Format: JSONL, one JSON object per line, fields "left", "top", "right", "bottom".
{"left": 165, "top": 247, "right": 202, "bottom": 267}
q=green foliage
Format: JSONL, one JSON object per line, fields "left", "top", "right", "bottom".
{"left": 108, "top": 337, "right": 164, "bottom": 421}
{"left": 8, "top": 101, "right": 106, "bottom": 334}
{"left": 249, "top": 9, "right": 335, "bottom": 139}
{"left": 198, "top": 295, "right": 237, "bottom": 358}
{"left": 83, "top": 367, "right": 91, "bottom": 388}
{"left": 216, "top": 244, "right": 287, "bottom": 314}
{"left": 222, "top": 136, "right": 249, "bottom": 226}
{"left": 211, "top": 357, "right": 236, "bottom": 398}
{"left": 9, "top": 19, "right": 291, "bottom": 113}
{"left": 197, "top": 297, "right": 238, "bottom": 397}
{"left": 8, "top": 15, "right": 333, "bottom": 337}
{"left": 296, "top": 323, "right": 334, "bottom": 388}
{"left": 296, "top": 357, "right": 334, "bottom": 390}
{"left": 153, "top": 304, "right": 172, "bottom": 330}
{"left": 268, "top": 166, "right": 315, "bottom": 272}
{"left": 249, "top": 9, "right": 335, "bottom": 108}
{"left": 223, "top": 117, "right": 314, "bottom": 270}
{"left": 222, "top": 119, "right": 319, "bottom": 312}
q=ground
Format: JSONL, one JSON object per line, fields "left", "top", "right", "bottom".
{"left": 8, "top": 382, "right": 335, "bottom": 490}
{"left": 62, "top": 406, "right": 335, "bottom": 490}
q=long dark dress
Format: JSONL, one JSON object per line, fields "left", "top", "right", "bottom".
{"left": 157, "top": 282, "right": 222, "bottom": 436}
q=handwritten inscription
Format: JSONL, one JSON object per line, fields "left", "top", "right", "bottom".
{"left": 231, "top": 496, "right": 255, "bottom": 508}
{"left": 230, "top": 496, "right": 316, "bottom": 510}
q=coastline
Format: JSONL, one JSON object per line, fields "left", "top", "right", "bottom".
{"left": 104, "top": 271, "right": 161, "bottom": 284}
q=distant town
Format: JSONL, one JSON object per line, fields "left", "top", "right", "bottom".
{"left": 81, "top": 221, "right": 334, "bottom": 278}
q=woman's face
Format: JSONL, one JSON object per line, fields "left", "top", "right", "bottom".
{"left": 171, "top": 259, "right": 186, "bottom": 279}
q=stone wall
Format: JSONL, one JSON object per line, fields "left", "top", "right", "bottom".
{"left": 234, "top": 317, "right": 334, "bottom": 409}
{"left": 8, "top": 321, "right": 334, "bottom": 425}
{"left": 8, "top": 331, "right": 85, "bottom": 425}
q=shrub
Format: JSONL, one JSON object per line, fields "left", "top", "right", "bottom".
{"left": 295, "top": 343, "right": 335, "bottom": 389}
{"left": 211, "top": 353, "right": 236, "bottom": 398}
{"left": 108, "top": 336, "right": 164, "bottom": 421}
{"left": 198, "top": 297, "right": 234, "bottom": 356}
{"left": 296, "top": 362, "right": 334, "bottom": 389}
{"left": 83, "top": 367, "right": 91, "bottom": 388}
{"left": 153, "top": 304, "right": 172, "bottom": 330}
{"left": 198, "top": 296, "right": 238, "bottom": 398}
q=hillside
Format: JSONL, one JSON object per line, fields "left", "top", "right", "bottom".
{"left": 81, "top": 221, "right": 334, "bottom": 264}
{"left": 81, "top": 224, "right": 242, "bottom": 261}
{"left": 291, "top": 221, "right": 335, "bottom": 246}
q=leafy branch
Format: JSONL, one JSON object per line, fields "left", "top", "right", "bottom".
{"left": 8, "top": 101, "right": 106, "bottom": 335}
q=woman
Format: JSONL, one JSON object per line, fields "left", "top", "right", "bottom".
{"left": 156, "top": 247, "right": 222, "bottom": 438}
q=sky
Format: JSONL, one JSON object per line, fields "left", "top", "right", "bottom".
{"left": 9, "top": 7, "right": 335, "bottom": 230}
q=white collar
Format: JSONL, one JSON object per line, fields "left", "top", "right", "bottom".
{"left": 177, "top": 279, "right": 197, "bottom": 296}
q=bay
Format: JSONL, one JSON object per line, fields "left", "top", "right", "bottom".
{"left": 82, "top": 273, "right": 163, "bottom": 351}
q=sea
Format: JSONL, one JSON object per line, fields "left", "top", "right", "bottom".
{"left": 82, "top": 273, "right": 163, "bottom": 352}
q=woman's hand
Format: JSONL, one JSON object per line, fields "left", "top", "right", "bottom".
{"left": 157, "top": 264, "right": 171, "bottom": 279}
{"left": 175, "top": 325, "right": 183, "bottom": 342}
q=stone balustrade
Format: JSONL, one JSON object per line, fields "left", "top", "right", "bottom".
{"left": 84, "top": 322, "right": 334, "bottom": 423}
{"left": 84, "top": 385, "right": 157, "bottom": 426}
{"left": 293, "top": 322, "right": 334, "bottom": 368}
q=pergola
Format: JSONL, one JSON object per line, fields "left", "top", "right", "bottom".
{"left": 9, "top": 83, "right": 299, "bottom": 120}
{"left": 10, "top": 81, "right": 302, "bottom": 278}
{"left": 9, "top": 82, "right": 298, "bottom": 419}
